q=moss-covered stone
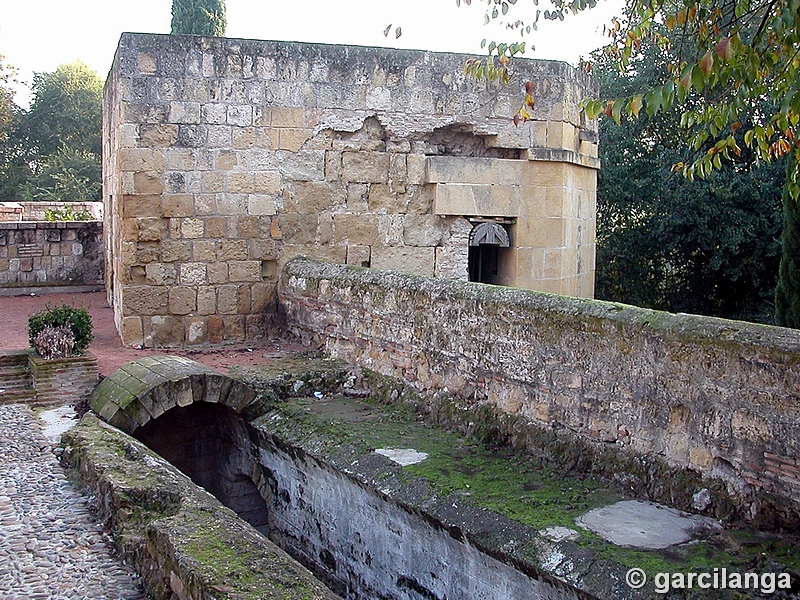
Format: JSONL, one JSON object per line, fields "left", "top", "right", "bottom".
{"left": 61, "top": 414, "right": 337, "bottom": 600}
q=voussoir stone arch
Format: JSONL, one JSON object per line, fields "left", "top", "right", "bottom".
{"left": 88, "top": 356, "right": 256, "bottom": 435}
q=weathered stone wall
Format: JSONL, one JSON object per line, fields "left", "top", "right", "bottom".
{"left": 280, "top": 258, "right": 800, "bottom": 523}
{"left": 104, "top": 33, "right": 598, "bottom": 347}
{"left": 0, "top": 221, "right": 104, "bottom": 290}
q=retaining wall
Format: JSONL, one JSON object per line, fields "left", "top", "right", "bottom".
{"left": 0, "top": 221, "right": 104, "bottom": 290}
{"left": 279, "top": 258, "right": 800, "bottom": 525}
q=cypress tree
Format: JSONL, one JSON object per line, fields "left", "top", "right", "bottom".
{"left": 171, "top": 0, "right": 226, "bottom": 36}
{"left": 775, "top": 152, "right": 800, "bottom": 329}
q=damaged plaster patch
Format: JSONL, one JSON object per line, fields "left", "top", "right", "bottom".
{"left": 539, "top": 526, "right": 581, "bottom": 543}
{"left": 374, "top": 448, "right": 429, "bottom": 466}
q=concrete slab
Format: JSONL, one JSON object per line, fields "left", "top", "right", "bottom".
{"left": 576, "top": 500, "right": 721, "bottom": 550}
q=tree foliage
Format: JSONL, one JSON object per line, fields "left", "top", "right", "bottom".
{"left": 467, "top": 0, "right": 800, "bottom": 326}
{"left": 475, "top": 0, "right": 799, "bottom": 187}
{"left": 20, "top": 148, "right": 102, "bottom": 201}
{"left": 775, "top": 152, "right": 800, "bottom": 327}
{"left": 594, "top": 28, "right": 784, "bottom": 323}
{"left": 0, "top": 61, "right": 102, "bottom": 201}
{"left": 0, "top": 56, "right": 30, "bottom": 199}
{"left": 25, "top": 62, "right": 103, "bottom": 158}
{"left": 171, "top": 0, "right": 227, "bottom": 36}
{"left": 0, "top": 55, "right": 16, "bottom": 144}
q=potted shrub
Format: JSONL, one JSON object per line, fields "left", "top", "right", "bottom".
{"left": 28, "top": 304, "right": 93, "bottom": 359}
{"left": 26, "top": 304, "right": 98, "bottom": 406}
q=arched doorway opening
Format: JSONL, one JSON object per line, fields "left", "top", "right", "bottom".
{"left": 468, "top": 220, "right": 512, "bottom": 285}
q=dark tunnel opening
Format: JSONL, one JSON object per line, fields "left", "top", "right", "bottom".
{"left": 133, "top": 402, "right": 270, "bottom": 535}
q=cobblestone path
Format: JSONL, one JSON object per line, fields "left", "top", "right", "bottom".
{"left": 0, "top": 404, "right": 146, "bottom": 600}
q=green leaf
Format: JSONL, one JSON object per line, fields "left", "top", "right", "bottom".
{"left": 691, "top": 65, "right": 705, "bottom": 90}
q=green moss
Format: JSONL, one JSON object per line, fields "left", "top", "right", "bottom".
{"left": 274, "top": 396, "right": 620, "bottom": 529}
{"left": 183, "top": 531, "right": 261, "bottom": 591}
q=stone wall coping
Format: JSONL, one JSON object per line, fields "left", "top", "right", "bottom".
{"left": 283, "top": 257, "right": 800, "bottom": 354}
{"left": 527, "top": 146, "right": 601, "bottom": 169}
{"left": 0, "top": 220, "right": 101, "bottom": 229}
{"left": 116, "top": 32, "right": 597, "bottom": 93}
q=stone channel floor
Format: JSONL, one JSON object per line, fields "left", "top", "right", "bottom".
{"left": 0, "top": 404, "right": 146, "bottom": 600}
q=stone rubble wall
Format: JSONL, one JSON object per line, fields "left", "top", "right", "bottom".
{"left": 0, "top": 221, "right": 104, "bottom": 289}
{"left": 280, "top": 258, "right": 800, "bottom": 524}
{"left": 104, "top": 33, "right": 598, "bottom": 348}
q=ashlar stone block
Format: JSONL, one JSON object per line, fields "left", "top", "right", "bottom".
{"left": 333, "top": 214, "right": 379, "bottom": 245}
{"left": 228, "top": 261, "right": 262, "bottom": 282}
{"left": 180, "top": 263, "right": 207, "bottom": 286}
{"left": 123, "top": 286, "right": 169, "bottom": 316}
{"left": 342, "top": 151, "right": 390, "bottom": 183}
{"left": 147, "top": 315, "right": 185, "bottom": 346}
{"left": 218, "top": 239, "right": 249, "bottom": 261}
{"left": 161, "top": 195, "right": 194, "bottom": 218}
{"left": 346, "top": 245, "right": 371, "bottom": 267}
{"left": 180, "top": 218, "right": 205, "bottom": 239}
{"left": 145, "top": 263, "right": 177, "bottom": 286}
{"left": 169, "top": 286, "right": 197, "bottom": 315}
{"left": 121, "top": 316, "right": 144, "bottom": 347}
{"left": 185, "top": 317, "right": 208, "bottom": 345}
{"left": 371, "top": 246, "right": 435, "bottom": 277}
{"left": 433, "top": 184, "right": 522, "bottom": 218}
{"left": 247, "top": 195, "right": 277, "bottom": 216}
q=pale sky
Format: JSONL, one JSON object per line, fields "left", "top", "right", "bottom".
{"left": 1, "top": 0, "right": 622, "bottom": 108}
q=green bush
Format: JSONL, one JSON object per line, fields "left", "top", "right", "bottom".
{"left": 28, "top": 304, "right": 93, "bottom": 356}
{"left": 44, "top": 207, "right": 93, "bottom": 221}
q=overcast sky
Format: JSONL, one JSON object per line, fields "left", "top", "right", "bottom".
{"left": 1, "top": 0, "right": 622, "bottom": 108}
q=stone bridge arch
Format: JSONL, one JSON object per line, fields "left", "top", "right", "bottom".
{"left": 89, "top": 355, "right": 271, "bottom": 532}
{"left": 89, "top": 355, "right": 257, "bottom": 435}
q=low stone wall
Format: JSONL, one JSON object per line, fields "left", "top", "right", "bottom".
{"left": 0, "top": 221, "right": 104, "bottom": 290}
{"left": 61, "top": 413, "right": 337, "bottom": 600}
{"left": 279, "top": 258, "right": 800, "bottom": 527}
{"left": 0, "top": 350, "right": 98, "bottom": 407}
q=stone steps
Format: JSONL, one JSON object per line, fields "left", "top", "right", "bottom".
{"left": 0, "top": 351, "right": 36, "bottom": 404}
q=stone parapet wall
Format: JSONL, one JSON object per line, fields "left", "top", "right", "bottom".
{"left": 280, "top": 258, "right": 800, "bottom": 524}
{"left": 0, "top": 221, "right": 104, "bottom": 289}
{"left": 104, "top": 33, "right": 598, "bottom": 347}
